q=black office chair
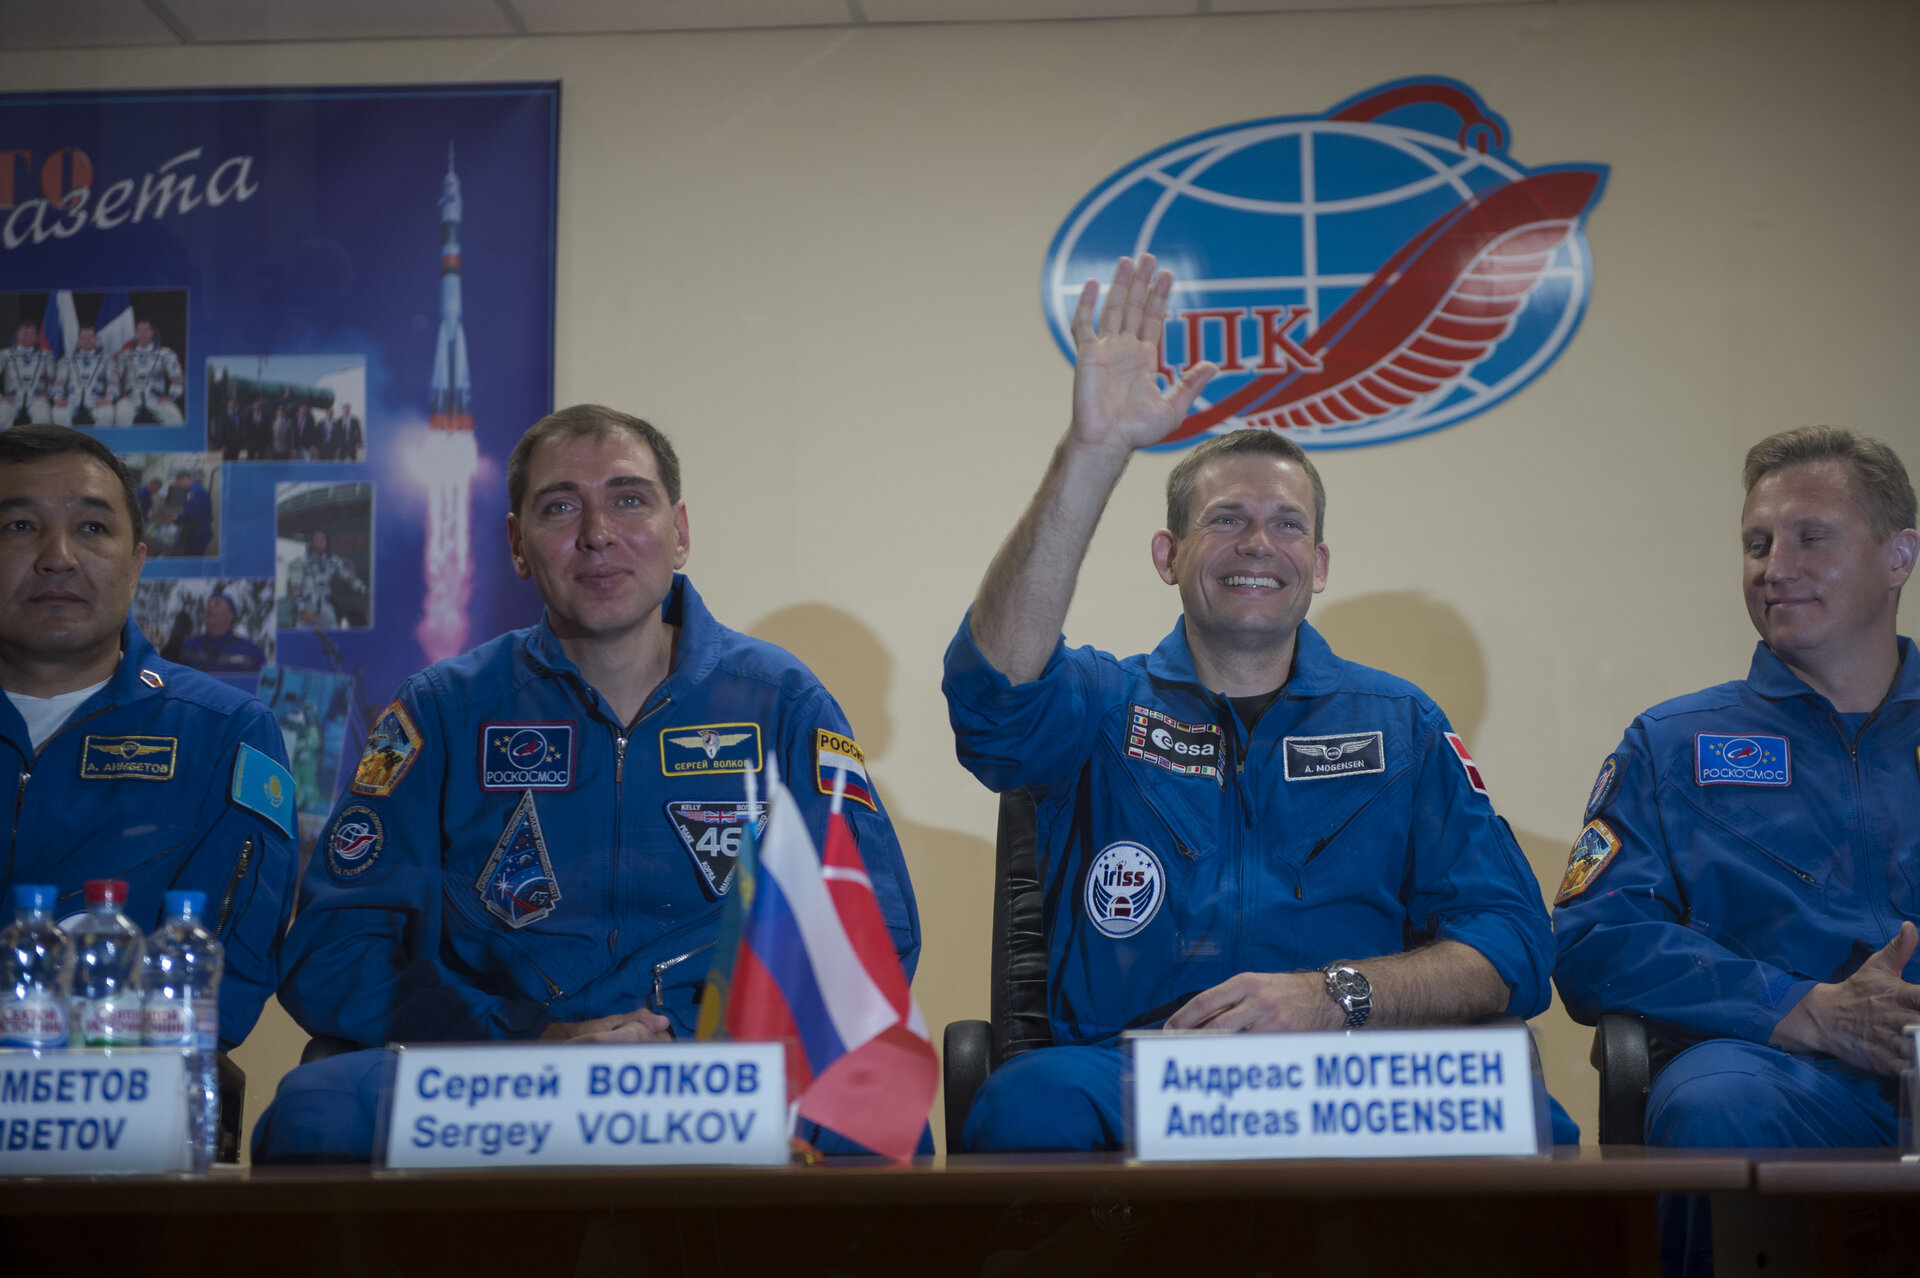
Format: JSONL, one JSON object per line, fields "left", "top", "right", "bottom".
{"left": 216, "top": 1050, "right": 245, "bottom": 1163}
{"left": 1591, "top": 1013, "right": 1653, "bottom": 1145}
{"left": 943, "top": 788, "right": 1052, "bottom": 1145}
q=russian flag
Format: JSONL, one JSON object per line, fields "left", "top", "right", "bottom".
{"left": 724, "top": 765, "right": 937, "bottom": 1161}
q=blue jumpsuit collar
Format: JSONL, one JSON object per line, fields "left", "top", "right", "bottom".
{"left": 520, "top": 574, "right": 724, "bottom": 723}
{"left": 0, "top": 616, "right": 169, "bottom": 757}
{"left": 1142, "top": 616, "right": 1339, "bottom": 698}
{"left": 1745, "top": 635, "right": 1919, "bottom": 709}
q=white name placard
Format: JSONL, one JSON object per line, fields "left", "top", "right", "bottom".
{"left": 381, "top": 1040, "right": 788, "bottom": 1169}
{"left": 0, "top": 1047, "right": 189, "bottom": 1175}
{"left": 1128, "top": 1027, "right": 1542, "bottom": 1161}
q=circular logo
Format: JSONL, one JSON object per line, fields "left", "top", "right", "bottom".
{"left": 1084, "top": 841, "right": 1166, "bottom": 940}
{"left": 1043, "top": 78, "right": 1605, "bottom": 451}
{"left": 328, "top": 803, "right": 384, "bottom": 879}
{"left": 1150, "top": 727, "right": 1174, "bottom": 750}
{"left": 1721, "top": 738, "right": 1761, "bottom": 769}
{"left": 507, "top": 729, "right": 549, "bottom": 770}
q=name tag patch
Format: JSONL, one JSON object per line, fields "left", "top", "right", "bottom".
{"left": 79, "top": 735, "right": 177, "bottom": 782}
{"left": 660, "top": 723, "right": 762, "bottom": 777}
{"left": 1125, "top": 704, "right": 1221, "bottom": 779}
{"left": 666, "top": 801, "right": 768, "bottom": 898}
{"left": 1555, "top": 818, "right": 1621, "bottom": 904}
{"left": 352, "top": 701, "right": 423, "bottom": 797}
{"left": 481, "top": 722, "right": 575, "bottom": 791}
{"left": 1084, "top": 841, "right": 1165, "bottom": 939}
{"left": 1284, "top": 731, "right": 1385, "bottom": 781}
{"left": 814, "top": 729, "right": 876, "bottom": 810}
{"left": 1694, "top": 733, "right": 1790, "bottom": 787}
{"left": 476, "top": 790, "right": 562, "bottom": 929}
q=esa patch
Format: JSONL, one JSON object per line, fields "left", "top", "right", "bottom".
{"left": 1585, "top": 754, "right": 1619, "bottom": 819}
{"left": 79, "top": 735, "right": 177, "bottom": 782}
{"left": 351, "top": 701, "right": 423, "bottom": 797}
{"left": 480, "top": 722, "right": 575, "bottom": 791}
{"left": 1445, "top": 733, "right": 1488, "bottom": 795}
{"left": 666, "top": 800, "right": 768, "bottom": 898}
{"left": 327, "top": 804, "right": 385, "bottom": 879}
{"left": 1555, "top": 818, "right": 1621, "bottom": 905}
{"left": 1694, "top": 733, "right": 1790, "bottom": 787}
{"left": 230, "top": 742, "right": 297, "bottom": 838}
{"left": 1084, "top": 841, "right": 1165, "bottom": 939}
{"left": 815, "top": 729, "right": 877, "bottom": 810}
{"left": 1284, "top": 730, "right": 1385, "bottom": 781}
{"left": 475, "top": 791, "right": 562, "bottom": 929}
{"left": 1124, "top": 703, "right": 1221, "bottom": 779}
{"left": 660, "top": 722, "right": 762, "bottom": 777}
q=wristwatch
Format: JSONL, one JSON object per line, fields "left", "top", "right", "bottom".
{"left": 1323, "top": 964, "right": 1372, "bottom": 1028}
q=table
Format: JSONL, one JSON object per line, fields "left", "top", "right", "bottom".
{"left": 1699, "top": 1151, "right": 1920, "bottom": 1278}
{"left": 0, "top": 1147, "right": 1750, "bottom": 1277}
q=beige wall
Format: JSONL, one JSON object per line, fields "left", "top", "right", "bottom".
{"left": 9, "top": 0, "right": 1918, "bottom": 1154}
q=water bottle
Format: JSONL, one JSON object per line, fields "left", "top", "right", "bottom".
{"left": 144, "top": 891, "right": 223, "bottom": 1172}
{"left": 68, "top": 879, "right": 145, "bottom": 1047}
{"left": 0, "top": 885, "right": 72, "bottom": 1048}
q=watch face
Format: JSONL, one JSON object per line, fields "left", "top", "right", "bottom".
{"left": 1329, "top": 968, "right": 1369, "bottom": 1000}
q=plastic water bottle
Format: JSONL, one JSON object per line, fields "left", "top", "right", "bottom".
{"left": 0, "top": 885, "right": 72, "bottom": 1048}
{"left": 144, "top": 891, "right": 223, "bottom": 1172}
{"left": 68, "top": 879, "right": 145, "bottom": 1047}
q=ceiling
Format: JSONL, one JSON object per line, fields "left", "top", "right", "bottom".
{"left": 2, "top": 0, "right": 1629, "bottom": 50}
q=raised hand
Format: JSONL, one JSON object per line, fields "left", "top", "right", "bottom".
{"left": 1069, "top": 254, "right": 1217, "bottom": 455}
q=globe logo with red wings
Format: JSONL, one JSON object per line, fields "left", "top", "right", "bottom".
{"left": 1043, "top": 77, "right": 1608, "bottom": 450}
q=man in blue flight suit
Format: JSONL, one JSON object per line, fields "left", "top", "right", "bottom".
{"left": 942, "top": 256, "right": 1560, "bottom": 1152}
{"left": 1553, "top": 427, "right": 1920, "bottom": 1276}
{"left": 0, "top": 426, "right": 296, "bottom": 1051}
{"left": 167, "top": 469, "right": 213, "bottom": 558}
{"left": 174, "top": 591, "right": 266, "bottom": 675}
{"left": 252, "top": 404, "right": 922, "bottom": 1162}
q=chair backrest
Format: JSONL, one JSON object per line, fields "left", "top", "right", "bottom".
{"left": 991, "top": 789, "right": 1054, "bottom": 1067}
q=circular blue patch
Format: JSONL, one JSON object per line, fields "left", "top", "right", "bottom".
{"left": 1084, "top": 841, "right": 1166, "bottom": 940}
{"left": 327, "top": 803, "right": 384, "bottom": 879}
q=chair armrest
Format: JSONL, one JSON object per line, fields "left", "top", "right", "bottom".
{"left": 943, "top": 1019, "right": 993, "bottom": 1152}
{"left": 300, "top": 1034, "right": 364, "bottom": 1067}
{"left": 215, "top": 1050, "right": 245, "bottom": 1164}
{"left": 1591, "top": 1013, "right": 1651, "bottom": 1146}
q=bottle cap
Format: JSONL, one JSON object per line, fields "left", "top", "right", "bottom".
{"left": 162, "top": 890, "right": 206, "bottom": 920}
{"left": 13, "top": 884, "right": 56, "bottom": 913}
{"left": 83, "top": 879, "right": 128, "bottom": 905}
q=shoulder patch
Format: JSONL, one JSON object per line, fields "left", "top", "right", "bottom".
{"left": 1124, "top": 703, "right": 1221, "bottom": 779}
{"left": 79, "top": 735, "right": 177, "bottom": 783}
{"left": 815, "top": 728, "right": 876, "bottom": 810}
{"left": 1555, "top": 818, "right": 1621, "bottom": 905}
{"left": 1694, "top": 732, "right": 1790, "bottom": 787}
{"left": 1444, "top": 732, "right": 1488, "bottom": 795}
{"left": 1584, "top": 754, "right": 1619, "bottom": 819}
{"left": 476, "top": 791, "right": 561, "bottom": 929}
{"left": 480, "top": 722, "right": 575, "bottom": 791}
{"left": 660, "top": 722, "right": 762, "bottom": 777}
{"left": 351, "top": 701, "right": 423, "bottom": 797}
{"left": 1284, "top": 730, "right": 1385, "bottom": 781}
{"left": 230, "top": 742, "right": 296, "bottom": 838}
{"left": 327, "top": 803, "right": 384, "bottom": 879}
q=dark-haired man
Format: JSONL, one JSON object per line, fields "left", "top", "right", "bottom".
{"left": 51, "top": 326, "right": 114, "bottom": 428}
{"left": 0, "top": 425, "right": 296, "bottom": 1050}
{"left": 176, "top": 591, "right": 266, "bottom": 675}
{"left": 2, "top": 320, "right": 55, "bottom": 428}
{"left": 110, "top": 320, "right": 184, "bottom": 426}
{"left": 942, "top": 257, "right": 1559, "bottom": 1151}
{"left": 254, "top": 404, "right": 922, "bottom": 1162}
{"left": 1554, "top": 427, "right": 1920, "bottom": 1274}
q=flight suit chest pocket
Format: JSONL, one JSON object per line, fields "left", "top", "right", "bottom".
{"left": 1671, "top": 781, "right": 1832, "bottom": 893}
{"left": 1100, "top": 701, "right": 1221, "bottom": 861}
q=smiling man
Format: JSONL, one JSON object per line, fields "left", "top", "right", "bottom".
{"left": 1553, "top": 427, "right": 1920, "bottom": 1275}
{"left": 254, "top": 404, "right": 921, "bottom": 1162}
{"left": 0, "top": 426, "right": 296, "bottom": 1052}
{"left": 942, "top": 257, "right": 1557, "bottom": 1151}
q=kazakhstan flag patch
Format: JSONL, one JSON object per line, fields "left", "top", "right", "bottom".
{"left": 231, "top": 742, "right": 297, "bottom": 837}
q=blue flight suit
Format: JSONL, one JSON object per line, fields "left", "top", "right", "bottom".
{"left": 175, "top": 630, "right": 266, "bottom": 675}
{"left": 943, "top": 614, "right": 1558, "bottom": 1150}
{"left": 0, "top": 620, "right": 298, "bottom": 1050}
{"left": 253, "top": 575, "right": 922, "bottom": 1162}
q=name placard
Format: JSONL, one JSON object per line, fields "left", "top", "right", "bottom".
{"left": 380, "top": 1041, "right": 788, "bottom": 1169}
{"left": 1127, "top": 1027, "right": 1542, "bottom": 1161}
{"left": 0, "top": 1048, "right": 189, "bottom": 1175}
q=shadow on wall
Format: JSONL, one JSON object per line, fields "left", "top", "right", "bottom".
{"left": 1312, "top": 591, "right": 1598, "bottom": 1144}
{"left": 748, "top": 602, "right": 993, "bottom": 1154}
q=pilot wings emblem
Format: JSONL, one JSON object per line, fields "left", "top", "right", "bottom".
{"left": 1289, "top": 738, "right": 1371, "bottom": 762}
{"left": 670, "top": 729, "right": 752, "bottom": 760}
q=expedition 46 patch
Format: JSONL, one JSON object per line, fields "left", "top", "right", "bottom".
{"left": 666, "top": 800, "right": 767, "bottom": 898}
{"left": 1043, "top": 77, "right": 1607, "bottom": 451}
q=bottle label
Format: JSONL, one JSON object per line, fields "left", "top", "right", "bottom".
{"left": 73, "top": 998, "right": 143, "bottom": 1047}
{"left": 142, "top": 999, "right": 196, "bottom": 1048}
{"left": 0, "top": 994, "right": 68, "bottom": 1048}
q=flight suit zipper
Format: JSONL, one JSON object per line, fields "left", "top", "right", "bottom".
{"left": 607, "top": 695, "right": 674, "bottom": 958}
{"left": 1832, "top": 708, "right": 1892, "bottom": 938}
{"left": 7, "top": 702, "right": 115, "bottom": 884}
{"left": 215, "top": 836, "right": 253, "bottom": 935}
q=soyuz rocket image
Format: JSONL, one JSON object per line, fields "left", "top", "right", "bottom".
{"left": 416, "top": 141, "right": 479, "bottom": 664}
{"left": 429, "top": 142, "right": 473, "bottom": 433}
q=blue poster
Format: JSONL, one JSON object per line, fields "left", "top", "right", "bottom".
{"left": 1, "top": 83, "right": 559, "bottom": 829}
